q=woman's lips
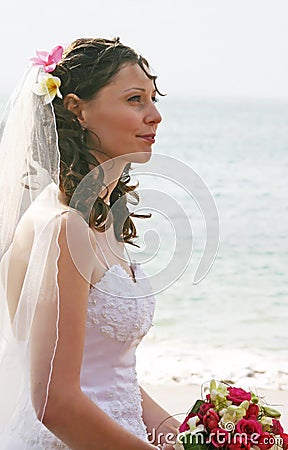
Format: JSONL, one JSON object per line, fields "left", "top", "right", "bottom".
{"left": 136, "top": 134, "right": 156, "bottom": 144}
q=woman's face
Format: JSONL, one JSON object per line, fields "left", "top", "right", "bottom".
{"left": 80, "top": 63, "right": 162, "bottom": 164}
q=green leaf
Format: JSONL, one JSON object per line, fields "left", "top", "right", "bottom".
{"left": 189, "top": 399, "right": 205, "bottom": 414}
{"left": 251, "top": 392, "right": 259, "bottom": 404}
{"left": 262, "top": 405, "right": 281, "bottom": 419}
{"left": 183, "top": 443, "right": 208, "bottom": 450}
{"left": 179, "top": 432, "right": 208, "bottom": 450}
{"left": 210, "top": 380, "right": 216, "bottom": 392}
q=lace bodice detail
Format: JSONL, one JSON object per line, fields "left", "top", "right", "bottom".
{"left": 86, "top": 263, "right": 155, "bottom": 341}
{"left": 88, "top": 367, "right": 147, "bottom": 440}
{"left": 8, "top": 261, "right": 156, "bottom": 449}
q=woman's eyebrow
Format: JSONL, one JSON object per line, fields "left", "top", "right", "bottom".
{"left": 123, "top": 87, "right": 146, "bottom": 92}
{"left": 123, "top": 87, "right": 157, "bottom": 95}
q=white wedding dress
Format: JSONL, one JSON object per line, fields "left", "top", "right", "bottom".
{"left": 6, "top": 241, "right": 156, "bottom": 449}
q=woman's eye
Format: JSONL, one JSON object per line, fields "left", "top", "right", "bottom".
{"left": 128, "top": 95, "right": 141, "bottom": 102}
{"left": 127, "top": 95, "right": 158, "bottom": 104}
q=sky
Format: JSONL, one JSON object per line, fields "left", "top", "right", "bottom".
{"left": 1, "top": 0, "right": 288, "bottom": 99}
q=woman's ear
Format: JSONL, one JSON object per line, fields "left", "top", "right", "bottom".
{"left": 63, "top": 93, "right": 86, "bottom": 128}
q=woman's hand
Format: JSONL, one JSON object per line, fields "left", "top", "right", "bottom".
{"left": 161, "top": 444, "right": 175, "bottom": 449}
{"left": 140, "top": 385, "right": 181, "bottom": 448}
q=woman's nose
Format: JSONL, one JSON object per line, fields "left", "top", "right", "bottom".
{"left": 145, "top": 103, "right": 162, "bottom": 125}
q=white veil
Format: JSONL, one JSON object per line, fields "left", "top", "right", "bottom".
{"left": 0, "top": 64, "right": 64, "bottom": 447}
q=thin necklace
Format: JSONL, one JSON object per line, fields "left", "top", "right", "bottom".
{"left": 124, "top": 245, "right": 136, "bottom": 283}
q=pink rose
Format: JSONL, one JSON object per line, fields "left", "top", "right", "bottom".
{"left": 227, "top": 435, "right": 251, "bottom": 450}
{"left": 179, "top": 411, "right": 197, "bottom": 432}
{"left": 257, "top": 432, "right": 275, "bottom": 450}
{"left": 209, "top": 427, "right": 230, "bottom": 448}
{"left": 235, "top": 418, "right": 262, "bottom": 442}
{"left": 227, "top": 387, "right": 252, "bottom": 405}
{"left": 280, "top": 433, "right": 288, "bottom": 450}
{"left": 198, "top": 402, "right": 214, "bottom": 423}
{"left": 203, "top": 409, "right": 220, "bottom": 432}
{"left": 244, "top": 404, "right": 259, "bottom": 420}
{"left": 271, "top": 419, "right": 284, "bottom": 435}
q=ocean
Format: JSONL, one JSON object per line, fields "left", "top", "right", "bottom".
{"left": 1, "top": 96, "right": 287, "bottom": 390}
{"left": 133, "top": 97, "right": 288, "bottom": 391}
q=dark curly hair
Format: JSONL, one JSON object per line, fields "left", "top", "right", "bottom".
{"left": 51, "top": 37, "right": 161, "bottom": 247}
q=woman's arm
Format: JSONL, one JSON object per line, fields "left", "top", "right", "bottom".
{"left": 140, "top": 386, "right": 181, "bottom": 448}
{"left": 30, "top": 213, "right": 157, "bottom": 450}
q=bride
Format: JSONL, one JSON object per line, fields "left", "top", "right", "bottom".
{"left": 0, "top": 38, "right": 180, "bottom": 449}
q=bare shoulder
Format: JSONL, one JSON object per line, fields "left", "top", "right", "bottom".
{"left": 57, "top": 210, "right": 97, "bottom": 285}
{"left": 57, "top": 210, "right": 111, "bottom": 288}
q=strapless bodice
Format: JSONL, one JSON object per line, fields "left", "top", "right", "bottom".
{"left": 81, "top": 262, "right": 156, "bottom": 442}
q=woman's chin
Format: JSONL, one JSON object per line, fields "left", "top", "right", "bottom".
{"left": 124, "top": 150, "right": 152, "bottom": 164}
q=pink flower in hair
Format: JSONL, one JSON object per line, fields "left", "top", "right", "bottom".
{"left": 30, "top": 46, "right": 64, "bottom": 73}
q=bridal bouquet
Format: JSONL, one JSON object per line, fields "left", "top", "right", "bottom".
{"left": 175, "top": 380, "right": 287, "bottom": 450}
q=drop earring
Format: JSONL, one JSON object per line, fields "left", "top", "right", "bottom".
{"left": 80, "top": 125, "right": 87, "bottom": 146}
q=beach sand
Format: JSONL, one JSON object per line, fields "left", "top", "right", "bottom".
{"left": 143, "top": 383, "right": 288, "bottom": 429}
